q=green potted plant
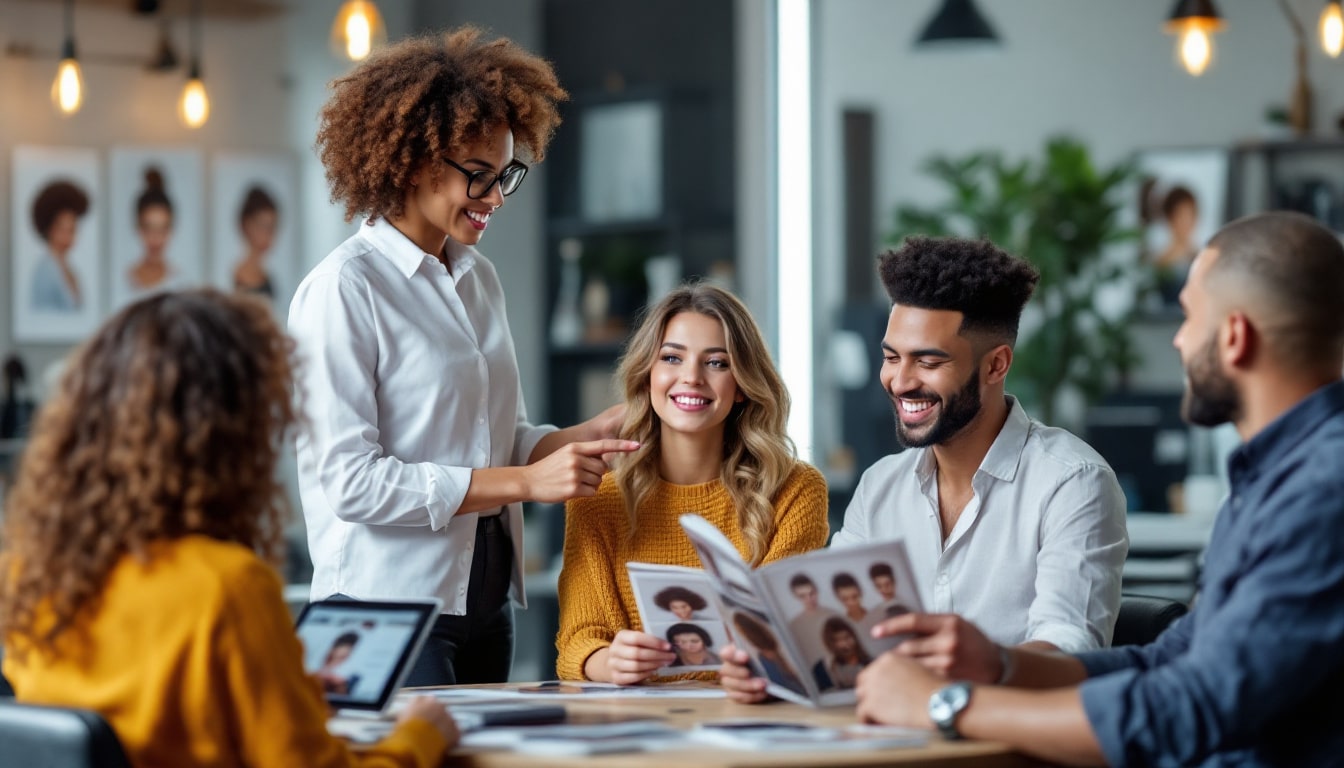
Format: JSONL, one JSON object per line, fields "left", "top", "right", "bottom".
{"left": 887, "top": 137, "right": 1145, "bottom": 426}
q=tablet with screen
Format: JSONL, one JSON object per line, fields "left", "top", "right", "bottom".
{"left": 295, "top": 597, "right": 441, "bottom": 713}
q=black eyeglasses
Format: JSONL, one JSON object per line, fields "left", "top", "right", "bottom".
{"left": 442, "top": 158, "right": 529, "bottom": 199}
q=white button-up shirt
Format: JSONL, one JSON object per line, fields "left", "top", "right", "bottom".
{"left": 288, "top": 218, "right": 555, "bottom": 613}
{"left": 831, "top": 397, "right": 1128, "bottom": 651}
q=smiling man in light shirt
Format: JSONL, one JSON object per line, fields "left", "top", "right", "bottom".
{"left": 720, "top": 236, "right": 1128, "bottom": 701}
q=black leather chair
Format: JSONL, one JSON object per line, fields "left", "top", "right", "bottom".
{"left": 1113, "top": 594, "right": 1189, "bottom": 647}
{"left": 0, "top": 699, "right": 130, "bottom": 768}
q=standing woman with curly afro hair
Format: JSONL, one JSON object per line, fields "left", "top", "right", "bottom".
{"left": 290, "top": 26, "right": 636, "bottom": 687}
{"left": 0, "top": 290, "right": 458, "bottom": 767}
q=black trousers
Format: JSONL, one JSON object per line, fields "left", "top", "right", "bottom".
{"left": 403, "top": 514, "right": 515, "bottom": 687}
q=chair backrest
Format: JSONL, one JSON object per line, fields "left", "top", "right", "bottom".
{"left": 1113, "top": 594, "right": 1189, "bottom": 647}
{"left": 0, "top": 698, "right": 130, "bottom": 768}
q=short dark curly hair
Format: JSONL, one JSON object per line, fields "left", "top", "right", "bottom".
{"left": 31, "top": 179, "right": 89, "bottom": 240}
{"left": 879, "top": 236, "right": 1040, "bottom": 346}
{"left": 653, "top": 586, "right": 708, "bottom": 612}
{"left": 831, "top": 572, "right": 861, "bottom": 593}
{"left": 316, "top": 26, "right": 568, "bottom": 223}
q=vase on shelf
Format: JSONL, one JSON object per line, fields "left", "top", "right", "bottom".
{"left": 550, "top": 238, "right": 583, "bottom": 347}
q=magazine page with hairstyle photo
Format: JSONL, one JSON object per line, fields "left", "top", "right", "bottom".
{"left": 626, "top": 565, "right": 731, "bottom": 675}
{"left": 675, "top": 514, "right": 923, "bottom": 707}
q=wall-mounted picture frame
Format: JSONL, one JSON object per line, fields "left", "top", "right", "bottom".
{"left": 1134, "top": 147, "right": 1229, "bottom": 308}
{"left": 108, "top": 146, "right": 207, "bottom": 310}
{"left": 10, "top": 145, "right": 103, "bottom": 343}
{"left": 211, "top": 151, "right": 298, "bottom": 307}
{"left": 579, "top": 98, "right": 663, "bottom": 222}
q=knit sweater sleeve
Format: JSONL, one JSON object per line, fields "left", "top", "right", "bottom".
{"left": 761, "top": 463, "right": 830, "bottom": 565}
{"left": 218, "top": 557, "right": 448, "bottom": 768}
{"left": 555, "top": 481, "right": 628, "bottom": 680}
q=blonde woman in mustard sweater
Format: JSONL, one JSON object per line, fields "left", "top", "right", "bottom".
{"left": 0, "top": 290, "right": 456, "bottom": 768}
{"left": 556, "top": 283, "right": 829, "bottom": 685}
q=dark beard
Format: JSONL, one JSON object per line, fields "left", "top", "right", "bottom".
{"left": 1182, "top": 334, "right": 1240, "bottom": 427}
{"left": 892, "top": 370, "right": 982, "bottom": 448}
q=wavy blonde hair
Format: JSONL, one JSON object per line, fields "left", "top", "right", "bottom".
{"left": 614, "top": 284, "right": 795, "bottom": 565}
{"left": 0, "top": 290, "right": 297, "bottom": 655}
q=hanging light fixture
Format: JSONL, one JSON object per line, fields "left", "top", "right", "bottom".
{"left": 915, "top": 0, "right": 1000, "bottom": 46}
{"left": 331, "top": 1, "right": 386, "bottom": 61}
{"left": 1320, "top": 0, "right": 1344, "bottom": 57}
{"left": 178, "top": 0, "right": 209, "bottom": 129}
{"left": 1165, "top": 0, "right": 1225, "bottom": 77}
{"left": 50, "top": 0, "right": 84, "bottom": 116}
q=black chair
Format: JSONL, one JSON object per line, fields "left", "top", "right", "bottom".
{"left": 1113, "top": 594, "right": 1189, "bottom": 647}
{"left": 0, "top": 699, "right": 130, "bottom": 768}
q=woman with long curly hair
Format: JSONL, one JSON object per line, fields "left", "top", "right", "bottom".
{"left": 555, "top": 284, "right": 829, "bottom": 684}
{"left": 0, "top": 290, "right": 457, "bottom": 767}
{"left": 290, "top": 27, "right": 634, "bottom": 687}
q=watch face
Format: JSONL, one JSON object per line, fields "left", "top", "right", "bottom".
{"left": 930, "top": 682, "right": 972, "bottom": 727}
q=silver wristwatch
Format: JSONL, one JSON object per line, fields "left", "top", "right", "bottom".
{"left": 928, "top": 681, "right": 973, "bottom": 740}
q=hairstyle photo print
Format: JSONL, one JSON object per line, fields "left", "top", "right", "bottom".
{"left": 10, "top": 145, "right": 103, "bottom": 342}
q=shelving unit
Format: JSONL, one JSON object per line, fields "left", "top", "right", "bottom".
{"left": 541, "top": 87, "right": 736, "bottom": 428}
{"left": 1227, "top": 138, "right": 1344, "bottom": 230}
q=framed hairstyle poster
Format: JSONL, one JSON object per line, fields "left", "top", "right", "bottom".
{"left": 108, "top": 146, "right": 206, "bottom": 310}
{"left": 211, "top": 151, "right": 298, "bottom": 307}
{"left": 10, "top": 145, "right": 103, "bottom": 343}
{"left": 1135, "top": 147, "right": 1229, "bottom": 308}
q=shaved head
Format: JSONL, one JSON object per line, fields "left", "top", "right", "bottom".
{"left": 1202, "top": 212, "right": 1344, "bottom": 370}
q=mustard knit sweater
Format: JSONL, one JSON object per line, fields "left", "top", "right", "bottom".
{"left": 4, "top": 535, "right": 446, "bottom": 768}
{"left": 555, "top": 462, "right": 830, "bottom": 681}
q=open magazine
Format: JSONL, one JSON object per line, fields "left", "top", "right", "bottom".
{"left": 627, "top": 514, "right": 923, "bottom": 707}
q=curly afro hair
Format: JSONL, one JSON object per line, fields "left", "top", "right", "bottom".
{"left": 31, "top": 179, "right": 89, "bottom": 240}
{"left": 653, "top": 586, "right": 708, "bottom": 612}
{"left": 878, "top": 236, "right": 1040, "bottom": 345}
{"left": 316, "top": 26, "right": 568, "bottom": 223}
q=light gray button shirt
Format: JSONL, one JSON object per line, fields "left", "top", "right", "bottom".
{"left": 831, "top": 397, "right": 1128, "bottom": 651}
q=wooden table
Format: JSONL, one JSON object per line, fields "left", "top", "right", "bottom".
{"left": 436, "top": 684, "right": 1033, "bottom": 767}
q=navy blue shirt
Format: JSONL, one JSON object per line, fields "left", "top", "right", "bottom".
{"left": 1077, "top": 380, "right": 1344, "bottom": 767}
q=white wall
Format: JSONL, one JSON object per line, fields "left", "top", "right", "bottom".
{"left": 811, "top": 0, "right": 1344, "bottom": 454}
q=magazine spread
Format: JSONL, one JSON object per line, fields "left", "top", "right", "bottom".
{"left": 626, "top": 514, "right": 924, "bottom": 707}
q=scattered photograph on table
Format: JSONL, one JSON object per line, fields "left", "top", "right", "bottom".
{"left": 10, "top": 145, "right": 102, "bottom": 343}
{"left": 108, "top": 146, "right": 205, "bottom": 309}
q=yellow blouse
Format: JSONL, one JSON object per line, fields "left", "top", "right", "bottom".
{"left": 555, "top": 463, "right": 829, "bottom": 680}
{"left": 3, "top": 535, "right": 446, "bottom": 768}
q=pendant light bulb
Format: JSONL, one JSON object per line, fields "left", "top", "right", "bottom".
{"left": 332, "top": 1, "right": 386, "bottom": 61}
{"left": 1179, "top": 26, "right": 1213, "bottom": 76}
{"left": 179, "top": 64, "right": 209, "bottom": 129}
{"left": 1321, "top": 0, "right": 1344, "bottom": 58}
{"left": 51, "top": 0, "right": 83, "bottom": 117}
{"left": 1164, "top": 1, "right": 1224, "bottom": 77}
{"left": 51, "top": 51, "right": 84, "bottom": 116}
